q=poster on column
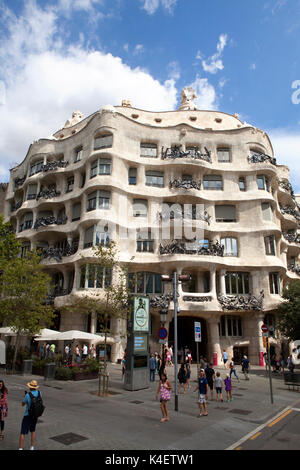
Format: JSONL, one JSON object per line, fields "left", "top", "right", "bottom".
{"left": 194, "top": 321, "right": 201, "bottom": 342}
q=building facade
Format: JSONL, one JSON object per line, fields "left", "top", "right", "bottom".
{"left": 4, "top": 89, "right": 300, "bottom": 364}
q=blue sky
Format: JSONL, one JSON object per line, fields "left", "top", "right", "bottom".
{"left": 0, "top": 0, "right": 300, "bottom": 189}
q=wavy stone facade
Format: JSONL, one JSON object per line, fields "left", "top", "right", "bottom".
{"left": 5, "top": 95, "right": 300, "bottom": 364}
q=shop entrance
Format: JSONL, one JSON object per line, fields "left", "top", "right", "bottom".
{"left": 168, "top": 317, "right": 207, "bottom": 364}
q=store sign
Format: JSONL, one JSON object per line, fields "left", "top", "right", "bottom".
{"left": 133, "top": 296, "right": 150, "bottom": 332}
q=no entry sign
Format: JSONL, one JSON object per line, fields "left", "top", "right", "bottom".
{"left": 261, "top": 324, "right": 269, "bottom": 333}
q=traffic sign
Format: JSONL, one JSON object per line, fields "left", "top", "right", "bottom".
{"left": 158, "top": 327, "right": 168, "bottom": 340}
{"left": 261, "top": 324, "right": 269, "bottom": 333}
{"left": 194, "top": 321, "right": 201, "bottom": 343}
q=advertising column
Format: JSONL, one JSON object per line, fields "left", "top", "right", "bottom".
{"left": 124, "top": 296, "right": 150, "bottom": 391}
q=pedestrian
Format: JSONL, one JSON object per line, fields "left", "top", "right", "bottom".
{"left": 40, "top": 343, "right": 45, "bottom": 360}
{"left": 194, "top": 369, "right": 208, "bottom": 417}
{"left": 199, "top": 356, "right": 205, "bottom": 369}
{"left": 45, "top": 343, "right": 50, "bottom": 359}
{"left": 263, "top": 352, "right": 268, "bottom": 372}
{"left": 215, "top": 372, "right": 224, "bottom": 402}
{"left": 50, "top": 343, "right": 55, "bottom": 359}
{"left": 287, "top": 355, "right": 295, "bottom": 374}
{"left": 187, "top": 350, "right": 192, "bottom": 364}
{"left": 75, "top": 344, "right": 81, "bottom": 364}
{"left": 178, "top": 363, "right": 187, "bottom": 394}
{"left": 185, "top": 361, "right": 191, "bottom": 389}
{"left": 158, "top": 355, "right": 166, "bottom": 379}
{"left": 0, "top": 380, "right": 8, "bottom": 440}
{"left": 90, "top": 344, "right": 96, "bottom": 359}
{"left": 229, "top": 358, "right": 240, "bottom": 382}
{"left": 205, "top": 362, "right": 216, "bottom": 400}
{"left": 166, "top": 348, "right": 172, "bottom": 366}
{"left": 241, "top": 355, "right": 250, "bottom": 380}
{"left": 169, "top": 346, "right": 173, "bottom": 366}
{"left": 224, "top": 374, "right": 232, "bottom": 402}
{"left": 149, "top": 354, "right": 156, "bottom": 382}
{"left": 64, "top": 344, "right": 70, "bottom": 362}
{"left": 222, "top": 350, "right": 228, "bottom": 369}
{"left": 155, "top": 372, "right": 172, "bottom": 423}
{"left": 82, "top": 344, "right": 88, "bottom": 360}
{"left": 280, "top": 354, "right": 285, "bottom": 373}
{"left": 19, "top": 380, "right": 42, "bottom": 450}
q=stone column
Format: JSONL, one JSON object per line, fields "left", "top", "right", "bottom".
{"left": 207, "top": 315, "right": 221, "bottom": 365}
{"left": 90, "top": 311, "right": 96, "bottom": 334}
{"left": 209, "top": 268, "right": 216, "bottom": 298}
{"left": 219, "top": 269, "right": 226, "bottom": 295}
{"left": 247, "top": 312, "right": 265, "bottom": 365}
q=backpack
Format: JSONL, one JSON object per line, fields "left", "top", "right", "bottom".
{"left": 28, "top": 391, "right": 45, "bottom": 419}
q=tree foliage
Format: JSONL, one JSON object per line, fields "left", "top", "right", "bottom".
{"left": 277, "top": 281, "right": 300, "bottom": 341}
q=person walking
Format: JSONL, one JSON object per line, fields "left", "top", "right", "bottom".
{"left": 222, "top": 350, "right": 228, "bottom": 369}
{"left": 185, "top": 361, "right": 191, "bottom": 389}
{"left": 40, "top": 343, "right": 45, "bottom": 360}
{"left": 194, "top": 369, "right": 208, "bottom": 417}
{"left": 90, "top": 344, "right": 96, "bottom": 359}
{"left": 19, "top": 380, "right": 42, "bottom": 450}
{"left": 82, "top": 344, "right": 88, "bottom": 361}
{"left": 49, "top": 343, "right": 55, "bottom": 359}
{"left": 178, "top": 363, "right": 187, "bottom": 394}
{"left": 229, "top": 358, "right": 240, "bottom": 382}
{"left": 241, "top": 355, "right": 250, "bottom": 380}
{"left": 0, "top": 380, "right": 8, "bottom": 440}
{"left": 224, "top": 374, "right": 232, "bottom": 402}
{"left": 205, "top": 363, "right": 216, "bottom": 400}
{"left": 215, "top": 372, "right": 224, "bottom": 402}
{"left": 287, "top": 355, "right": 295, "bottom": 374}
{"left": 155, "top": 372, "right": 172, "bottom": 423}
{"left": 75, "top": 344, "right": 81, "bottom": 364}
{"left": 149, "top": 354, "right": 156, "bottom": 382}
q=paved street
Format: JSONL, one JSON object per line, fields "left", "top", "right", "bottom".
{"left": 0, "top": 363, "right": 299, "bottom": 452}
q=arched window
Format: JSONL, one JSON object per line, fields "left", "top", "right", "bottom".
{"left": 94, "top": 133, "right": 113, "bottom": 150}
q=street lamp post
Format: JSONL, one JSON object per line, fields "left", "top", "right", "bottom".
{"left": 161, "top": 272, "right": 191, "bottom": 412}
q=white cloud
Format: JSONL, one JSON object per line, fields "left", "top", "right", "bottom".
{"left": 141, "top": 0, "right": 178, "bottom": 15}
{"left": 0, "top": 1, "right": 178, "bottom": 180}
{"left": 201, "top": 33, "right": 228, "bottom": 74}
{"left": 190, "top": 76, "right": 218, "bottom": 110}
{"left": 167, "top": 61, "right": 181, "bottom": 81}
{"left": 268, "top": 129, "right": 300, "bottom": 192}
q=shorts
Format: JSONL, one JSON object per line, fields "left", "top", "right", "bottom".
{"left": 216, "top": 387, "right": 222, "bottom": 394}
{"left": 21, "top": 415, "right": 38, "bottom": 435}
{"left": 207, "top": 380, "right": 214, "bottom": 390}
{"left": 223, "top": 359, "right": 227, "bottom": 364}
{"left": 198, "top": 394, "right": 206, "bottom": 404}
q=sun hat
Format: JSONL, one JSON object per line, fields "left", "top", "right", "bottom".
{"left": 27, "top": 380, "right": 39, "bottom": 389}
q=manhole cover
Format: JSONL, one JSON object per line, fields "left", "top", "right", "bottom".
{"left": 50, "top": 433, "right": 88, "bottom": 446}
{"left": 215, "top": 406, "right": 230, "bottom": 410}
{"left": 238, "top": 388, "right": 248, "bottom": 391}
{"left": 233, "top": 393, "right": 244, "bottom": 397}
{"left": 130, "top": 400, "right": 144, "bottom": 404}
{"left": 229, "top": 409, "right": 252, "bottom": 415}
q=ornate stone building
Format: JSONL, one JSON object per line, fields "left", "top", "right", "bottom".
{"left": 4, "top": 89, "right": 300, "bottom": 364}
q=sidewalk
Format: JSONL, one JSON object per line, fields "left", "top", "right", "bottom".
{"left": 0, "top": 362, "right": 299, "bottom": 450}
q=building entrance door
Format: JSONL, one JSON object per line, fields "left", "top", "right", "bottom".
{"left": 233, "top": 346, "right": 249, "bottom": 365}
{"left": 168, "top": 317, "right": 207, "bottom": 364}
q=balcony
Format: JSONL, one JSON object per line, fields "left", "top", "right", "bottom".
{"left": 283, "top": 231, "right": 300, "bottom": 244}
{"left": 279, "top": 204, "right": 300, "bottom": 222}
{"left": 34, "top": 214, "right": 67, "bottom": 230}
{"left": 169, "top": 178, "right": 201, "bottom": 190}
{"left": 161, "top": 145, "right": 212, "bottom": 163}
{"left": 159, "top": 240, "right": 224, "bottom": 256}
{"left": 218, "top": 291, "right": 264, "bottom": 311}
{"left": 36, "top": 185, "right": 61, "bottom": 201}
{"left": 248, "top": 152, "right": 276, "bottom": 166}
{"left": 42, "top": 242, "right": 79, "bottom": 261}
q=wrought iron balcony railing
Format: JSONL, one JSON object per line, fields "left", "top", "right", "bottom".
{"left": 159, "top": 240, "right": 224, "bottom": 256}
{"left": 169, "top": 178, "right": 201, "bottom": 190}
{"left": 283, "top": 231, "right": 300, "bottom": 244}
{"left": 218, "top": 290, "right": 264, "bottom": 311}
{"left": 34, "top": 215, "right": 67, "bottom": 230}
{"left": 162, "top": 145, "right": 212, "bottom": 163}
{"left": 248, "top": 152, "right": 276, "bottom": 166}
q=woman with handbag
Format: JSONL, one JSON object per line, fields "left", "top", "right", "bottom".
{"left": 156, "top": 373, "right": 172, "bottom": 423}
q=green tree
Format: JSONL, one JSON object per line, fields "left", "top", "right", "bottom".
{"left": 0, "top": 214, "right": 20, "bottom": 264}
{"left": 62, "top": 241, "right": 130, "bottom": 395}
{"left": 0, "top": 250, "right": 54, "bottom": 370}
{"left": 277, "top": 281, "right": 300, "bottom": 341}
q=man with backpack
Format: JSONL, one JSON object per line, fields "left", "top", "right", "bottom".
{"left": 19, "top": 380, "right": 45, "bottom": 450}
